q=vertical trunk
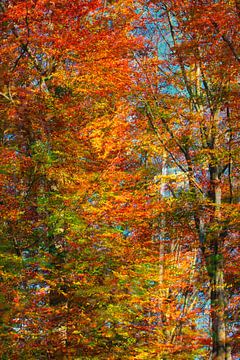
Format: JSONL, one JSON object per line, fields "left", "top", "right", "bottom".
{"left": 208, "top": 254, "right": 226, "bottom": 360}
{"left": 207, "top": 244, "right": 232, "bottom": 360}
{"left": 206, "top": 171, "right": 232, "bottom": 360}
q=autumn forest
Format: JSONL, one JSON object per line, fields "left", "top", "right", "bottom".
{"left": 0, "top": 0, "right": 239, "bottom": 359}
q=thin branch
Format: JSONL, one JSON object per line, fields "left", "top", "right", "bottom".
{"left": 212, "top": 20, "right": 240, "bottom": 63}
{"left": 145, "top": 105, "right": 204, "bottom": 194}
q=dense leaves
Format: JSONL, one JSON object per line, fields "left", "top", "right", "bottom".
{"left": 0, "top": 0, "right": 239, "bottom": 359}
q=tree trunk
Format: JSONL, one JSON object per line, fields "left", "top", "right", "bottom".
{"left": 206, "top": 172, "right": 232, "bottom": 360}
{"left": 208, "top": 255, "right": 227, "bottom": 360}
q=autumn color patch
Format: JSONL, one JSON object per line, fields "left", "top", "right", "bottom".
{"left": 0, "top": 1, "right": 239, "bottom": 359}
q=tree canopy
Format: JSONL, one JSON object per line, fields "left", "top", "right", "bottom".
{"left": 0, "top": 1, "right": 239, "bottom": 359}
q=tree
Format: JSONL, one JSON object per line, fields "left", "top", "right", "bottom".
{"left": 0, "top": 1, "right": 140, "bottom": 358}
{"left": 133, "top": 0, "right": 240, "bottom": 358}
{"left": 0, "top": 0, "right": 239, "bottom": 359}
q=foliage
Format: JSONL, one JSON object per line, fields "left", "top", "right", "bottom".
{"left": 0, "top": 0, "right": 239, "bottom": 359}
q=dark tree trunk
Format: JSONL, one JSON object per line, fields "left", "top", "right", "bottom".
{"left": 207, "top": 253, "right": 227, "bottom": 360}
{"left": 206, "top": 170, "right": 232, "bottom": 360}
